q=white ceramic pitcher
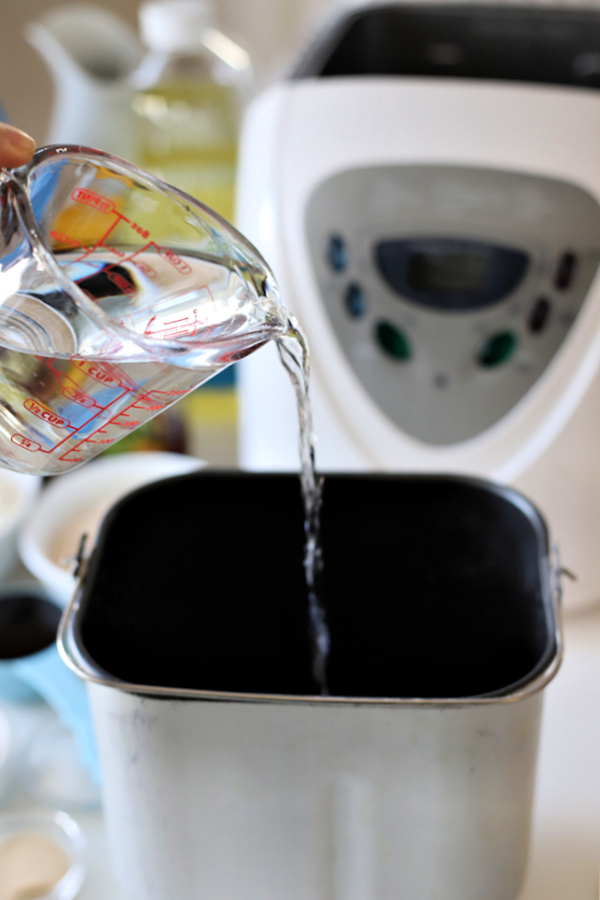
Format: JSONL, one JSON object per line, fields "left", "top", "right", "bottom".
{"left": 25, "top": 4, "right": 144, "bottom": 159}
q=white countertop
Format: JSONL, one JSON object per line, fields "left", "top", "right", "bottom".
{"left": 2, "top": 601, "right": 600, "bottom": 900}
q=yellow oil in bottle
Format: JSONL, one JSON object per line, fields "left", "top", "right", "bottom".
{"left": 131, "top": 77, "right": 241, "bottom": 462}
{"left": 132, "top": 79, "right": 239, "bottom": 222}
{"left": 129, "top": 0, "right": 253, "bottom": 462}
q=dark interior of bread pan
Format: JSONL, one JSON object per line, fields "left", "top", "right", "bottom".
{"left": 75, "top": 472, "right": 555, "bottom": 699}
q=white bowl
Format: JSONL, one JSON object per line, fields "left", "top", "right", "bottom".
{"left": 0, "top": 469, "right": 42, "bottom": 581}
{"left": 19, "top": 452, "right": 203, "bottom": 607}
{"left": 0, "top": 808, "right": 86, "bottom": 900}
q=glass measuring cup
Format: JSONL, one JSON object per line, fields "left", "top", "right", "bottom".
{"left": 0, "top": 145, "right": 286, "bottom": 475}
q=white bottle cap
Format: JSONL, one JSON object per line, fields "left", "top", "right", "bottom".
{"left": 139, "top": 0, "right": 213, "bottom": 53}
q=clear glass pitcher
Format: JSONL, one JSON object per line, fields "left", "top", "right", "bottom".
{"left": 0, "top": 145, "right": 286, "bottom": 475}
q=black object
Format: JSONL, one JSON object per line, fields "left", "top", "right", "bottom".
{"left": 293, "top": 3, "right": 600, "bottom": 89}
{"left": 375, "top": 238, "right": 529, "bottom": 311}
{"left": 73, "top": 473, "right": 556, "bottom": 700}
{"left": 0, "top": 591, "right": 61, "bottom": 659}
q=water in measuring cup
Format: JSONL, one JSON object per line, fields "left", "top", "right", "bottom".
{"left": 0, "top": 246, "right": 284, "bottom": 476}
{"left": 0, "top": 242, "right": 330, "bottom": 690}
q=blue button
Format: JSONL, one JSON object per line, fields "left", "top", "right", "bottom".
{"left": 345, "top": 282, "right": 367, "bottom": 318}
{"left": 327, "top": 235, "right": 348, "bottom": 272}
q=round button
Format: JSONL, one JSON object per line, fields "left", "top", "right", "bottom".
{"left": 327, "top": 234, "right": 348, "bottom": 272}
{"left": 477, "top": 331, "right": 518, "bottom": 367}
{"left": 375, "top": 321, "right": 412, "bottom": 361}
{"left": 344, "top": 282, "right": 367, "bottom": 318}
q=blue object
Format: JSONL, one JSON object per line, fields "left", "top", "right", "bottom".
{"left": 327, "top": 234, "right": 348, "bottom": 272}
{"left": 9, "top": 643, "right": 100, "bottom": 782}
{"left": 344, "top": 281, "right": 367, "bottom": 318}
{"left": 202, "top": 366, "right": 236, "bottom": 387}
{"left": 0, "top": 588, "right": 100, "bottom": 783}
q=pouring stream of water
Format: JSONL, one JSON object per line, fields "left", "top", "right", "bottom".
{"left": 276, "top": 316, "right": 329, "bottom": 694}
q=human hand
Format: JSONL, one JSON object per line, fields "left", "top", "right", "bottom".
{"left": 0, "top": 123, "right": 36, "bottom": 168}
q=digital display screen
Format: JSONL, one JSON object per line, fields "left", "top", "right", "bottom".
{"left": 375, "top": 239, "right": 529, "bottom": 311}
{"left": 408, "top": 251, "right": 489, "bottom": 295}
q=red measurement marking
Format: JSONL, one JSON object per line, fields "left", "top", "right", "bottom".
{"left": 24, "top": 399, "right": 71, "bottom": 429}
{"left": 130, "top": 221, "right": 150, "bottom": 240}
{"left": 162, "top": 247, "right": 192, "bottom": 275}
{"left": 17, "top": 357, "right": 136, "bottom": 459}
{"left": 106, "top": 412, "right": 141, "bottom": 429}
{"left": 70, "top": 360, "right": 125, "bottom": 389}
{"left": 71, "top": 188, "right": 115, "bottom": 215}
{"left": 132, "top": 389, "right": 189, "bottom": 412}
{"left": 70, "top": 211, "right": 129, "bottom": 265}
{"left": 50, "top": 229, "right": 82, "bottom": 249}
{"left": 72, "top": 359, "right": 138, "bottom": 393}
{"left": 107, "top": 270, "right": 136, "bottom": 297}
{"left": 71, "top": 360, "right": 118, "bottom": 387}
{"left": 58, "top": 403, "right": 145, "bottom": 461}
{"left": 59, "top": 448, "right": 84, "bottom": 464}
{"left": 144, "top": 310, "right": 201, "bottom": 340}
{"left": 131, "top": 393, "right": 168, "bottom": 412}
{"left": 143, "top": 241, "right": 193, "bottom": 276}
{"left": 11, "top": 434, "right": 42, "bottom": 452}
{"left": 135, "top": 259, "right": 157, "bottom": 279}
{"left": 78, "top": 429, "right": 116, "bottom": 445}
{"left": 61, "top": 386, "right": 99, "bottom": 409}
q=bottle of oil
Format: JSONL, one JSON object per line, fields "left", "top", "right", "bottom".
{"left": 132, "top": 0, "right": 253, "bottom": 223}
{"left": 130, "top": 0, "right": 253, "bottom": 464}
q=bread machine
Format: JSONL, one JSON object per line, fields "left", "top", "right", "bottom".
{"left": 235, "top": 2, "right": 600, "bottom": 610}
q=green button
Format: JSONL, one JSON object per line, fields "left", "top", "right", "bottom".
{"left": 375, "top": 321, "right": 411, "bottom": 361}
{"left": 477, "top": 331, "right": 518, "bottom": 367}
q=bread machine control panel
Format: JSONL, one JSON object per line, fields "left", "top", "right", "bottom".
{"left": 306, "top": 165, "right": 600, "bottom": 444}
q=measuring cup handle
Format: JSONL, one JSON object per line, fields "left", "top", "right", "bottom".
{"left": 16, "top": 643, "right": 100, "bottom": 783}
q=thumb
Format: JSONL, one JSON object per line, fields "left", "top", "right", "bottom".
{"left": 0, "top": 124, "right": 36, "bottom": 169}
